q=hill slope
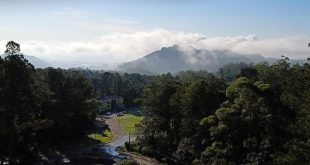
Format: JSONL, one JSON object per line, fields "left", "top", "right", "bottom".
{"left": 1, "top": 54, "right": 51, "bottom": 68}
{"left": 118, "top": 45, "right": 269, "bottom": 74}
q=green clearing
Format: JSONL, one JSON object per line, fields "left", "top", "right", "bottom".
{"left": 87, "top": 129, "right": 113, "bottom": 143}
{"left": 61, "top": 128, "right": 113, "bottom": 150}
{"left": 116, "top": 113, "right": 144, "bottom": 134}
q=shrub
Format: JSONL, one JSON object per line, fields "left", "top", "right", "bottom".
{"left": 113, "top": 159, "right": 139, "bottom": 165}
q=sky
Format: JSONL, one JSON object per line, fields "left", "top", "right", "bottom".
{"left": 0, "top": 0, "right": 309, "bottom": 67}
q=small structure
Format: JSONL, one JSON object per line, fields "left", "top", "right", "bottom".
{"left": 98, "top": 96, "right": 124, "bottom": 114}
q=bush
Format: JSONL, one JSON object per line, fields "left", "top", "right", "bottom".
{"left": 192, "top": 159, "right": 203, "bottom": 165}
{"left": 141, "top": 146, "right": 152, "bottom": 155}
{"left": 124, "top": 142, "right": 131, "bottom": 151}
{"left": 113, "top": 159, "right": 139, "bottom": 165}
{"left": 132, "top": 144, "right": 141, "bottom": 152}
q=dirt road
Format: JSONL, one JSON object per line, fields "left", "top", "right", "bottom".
{"left": 104, "top": 114, "right": 162, "bottom": 165}
{"left": 105, "top": 114, "right": 128, "bottom": 140}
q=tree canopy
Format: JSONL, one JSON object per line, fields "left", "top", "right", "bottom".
{"left": 135, "top": 58, "right": 310, "bottom": 165}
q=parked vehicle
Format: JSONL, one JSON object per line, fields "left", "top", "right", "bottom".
{"left": 117, "top": 112, "right": 124, "bottom": 116}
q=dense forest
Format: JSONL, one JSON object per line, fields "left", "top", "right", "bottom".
{"left": 0, "top": 41, "right": 100, "bottom": 164}
{"left": 0, "top": 41, "right": 154, "bottom": 164}
{"left": 75, "top": 69, "right": 152, "bottom": 108}
{"left": 134, "top": 57, "right": 310, "bottom": 164}
{"left": 1, "top": 41, "right": 310, "bottom": 164}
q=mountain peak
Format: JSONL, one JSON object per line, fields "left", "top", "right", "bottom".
{"left": 160, "top": 44, "right": 180, "bottom": 51}
{"left": 172, "top": 44, "right": 180, "bottom": 48}
{"left": 118, "top": 45, "right": 269, "bottom": 75}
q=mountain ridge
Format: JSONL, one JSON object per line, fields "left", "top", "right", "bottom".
{"left": 1, "top": 53, "right": 52, "bottom": 68}
{"left": 118, "top": 45, "right": 274, "bottom": 75}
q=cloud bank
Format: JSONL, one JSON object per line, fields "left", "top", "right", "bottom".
{"left": 0, "top": 29, "right": 309, "bottom": 68}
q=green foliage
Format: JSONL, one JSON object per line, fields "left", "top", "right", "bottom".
{"left": 0, "top": 41, "right": 51, "bottom": 163}
{"left": 77, "top": 70, "right": 153, "bottom": 108}
{"left": 218, "top": 62, "right": 252, "bottom": 81}
{"left": 136, "top": 57, "right": 310, "bottom": 164}
{"left": 136, "top": 74, "right": 181, "bottom": 158}
{"left": 0, "top": 42, "right": 98, "bottom": 163}
{"left": 40, "top": 68, "right": 98, "bottom": 145}
{"left": 201, "top": 77, "right": 275, "bottom": 164}
{"left": 136, "top": 73, "right": 226, "bottom": 164}
{"left": 176, "top": 70, "right": 212, "bottom": 82}
{"left": 87, "top": 129, "right": 113, "bottom": 143}
{"left": 113, "top": 159, "right": 139, "bottom": 165}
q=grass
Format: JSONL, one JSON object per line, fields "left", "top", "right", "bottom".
{"left": 116, "top": 113, "right": 144, "bottom": 134}
{"left": 87, "top": 129, "right": 113, "bottom": 143}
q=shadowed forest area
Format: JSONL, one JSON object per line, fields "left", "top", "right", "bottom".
{"left": 133, "top": 57, "right": 310, "bottom": 164}
{"left": 0, "top": 41, "right": 152, "bottom": 164}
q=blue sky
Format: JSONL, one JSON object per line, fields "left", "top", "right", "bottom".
{"left": 0, "top": 0, "right": 309, "bottom": 66}
{"left": 1, "top": 0, "right": 309, "bottom": 39}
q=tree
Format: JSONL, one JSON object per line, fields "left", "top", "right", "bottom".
{"left": 0, "top": 56, "right": 5, "bottom": 164}
{"left": 41, "top": 68, "right": 98, "bottom": 145}
{"left": 136, "top": 74, "right": 181, "bottom": 159}
{"left": 175, "top": 77, "right": 226, "bottom": 163}
{"left": 218, "top": 62, "right": 251, "bottom": 82}
{"left": 200, "top": 58, "right": 310, "bottom": 164}
{"left": 0, "top": 41, "right": 49, "bottom": 163}
{"left": 5, "top": 41, "right": 20, "bottom": 55}
{"left": 0, "top": 42, "right": 100, "bottom": 163}
{"left": 271, "top": 60, "right": 310, "bottom": 164}
{"left": 201, "top": 77, "right": 276, "bottom": 164}
{"left": 136, "top": 73, "right": 226, "bottom": 164}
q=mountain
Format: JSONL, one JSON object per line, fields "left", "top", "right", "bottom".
{"left": 1, "top": 54, "right": 52, "bottom": 68}
{"left": 118, "top": 45, "right": 270, "bottom": 74}
{"left": 23, "top": 55, "right": 52, "bottom": 68}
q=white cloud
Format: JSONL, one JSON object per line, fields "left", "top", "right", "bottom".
{"left": 0, "top": 29, "right": 309, "bottom": 67}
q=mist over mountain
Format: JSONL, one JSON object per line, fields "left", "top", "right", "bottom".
{"left": 1, "top": 54, "right": 52, "bottom": 68}
{"left": 1, "top": 45, "right": 306, "bottom": 72}
{"left": 118, "top": 45, "right": 278, "bottom": 74}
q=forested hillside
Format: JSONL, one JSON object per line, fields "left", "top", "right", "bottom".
{"left": 118, "top": 45, "right": 307, "bottom": 75}
{"left": 135, "top": 57, "right": 310, "bottom": 164}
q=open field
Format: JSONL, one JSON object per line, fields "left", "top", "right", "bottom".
{"left": 87, "top": 129, "right": 113, "bottom": 143}
{"left": 116, "top": 113, "right": 144, "bottom": 134}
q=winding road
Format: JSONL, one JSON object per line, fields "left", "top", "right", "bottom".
{"left": 43, "top": 114, "right": 159, "bottom": 164}
{"left": 104, "top": 114, "right": 161, "bottom": 165}
{"left": 105, "top": 114, "right": 128, "bottom": 141}
{"left": 102, "top": 114, "right": 129, "bottom": 158}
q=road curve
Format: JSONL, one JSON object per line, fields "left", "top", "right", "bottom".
{"left": 105, "top": 114, "right": 128, "bottom": 141}
{"left": 104, "top": 114, "right": 161, "bottom": 165}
